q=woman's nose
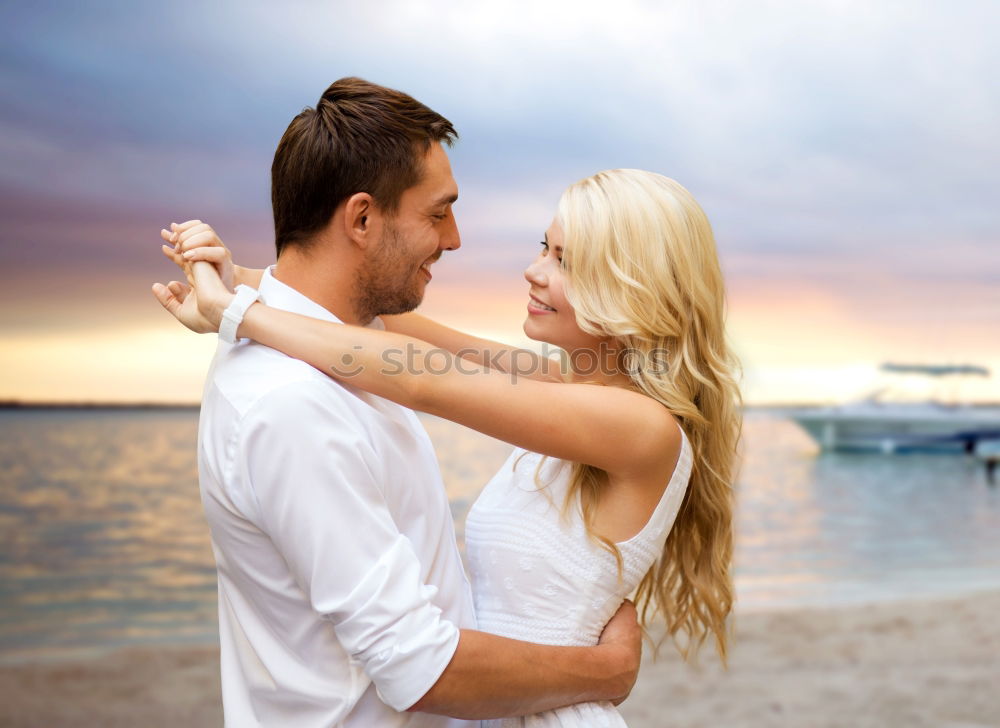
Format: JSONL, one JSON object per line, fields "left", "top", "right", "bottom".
{"left": 524, "top": 258, "right": 547, "bottom": 286}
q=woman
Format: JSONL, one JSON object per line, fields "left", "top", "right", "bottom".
{"left": 155, "top": 169, "right": 742, "bottom": 727}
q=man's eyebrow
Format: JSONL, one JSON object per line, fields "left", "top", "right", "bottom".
{"left": 432, "top": 193, "right": 459, "bottom": 207}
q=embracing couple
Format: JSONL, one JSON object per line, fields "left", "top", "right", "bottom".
{"left": 152, "top": 77, "right": 742, "bottom": 727}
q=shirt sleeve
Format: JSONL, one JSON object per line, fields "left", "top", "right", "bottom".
{"left": 237, "top": 380, "right": 460, "bottom": 711}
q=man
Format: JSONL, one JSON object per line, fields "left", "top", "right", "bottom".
{"left": 153, "top": 77, "right": 640, "bottom": 726}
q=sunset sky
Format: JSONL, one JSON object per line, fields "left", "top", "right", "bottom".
{"left": 2, "top": 0, "right": 997, "bottom": 404}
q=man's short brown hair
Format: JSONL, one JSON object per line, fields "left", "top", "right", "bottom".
{"left": 271, "top": 77, "right": 457, "bottom": 256}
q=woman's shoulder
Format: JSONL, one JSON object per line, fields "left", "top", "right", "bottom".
{"left": 602, "top": 388, "right": 684, "bottom": 478}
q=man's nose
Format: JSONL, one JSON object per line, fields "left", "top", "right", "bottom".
{"left": 441, "top": 214, "right": 461, "bottom": 251}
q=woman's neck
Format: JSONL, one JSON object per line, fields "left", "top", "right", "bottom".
{"left": 564, "top": 344, "right": 634, "bottom": 388}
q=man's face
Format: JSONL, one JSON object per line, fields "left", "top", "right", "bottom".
{"left": 356, "top": 142, "right": 460, "bottom": 318}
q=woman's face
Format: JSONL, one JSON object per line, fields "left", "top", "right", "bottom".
{"left": 523, "top": 219, "right": 604, "bottom": 352}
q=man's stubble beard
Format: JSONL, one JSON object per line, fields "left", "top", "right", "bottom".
{"left": 354, "top": 222, "right": 425, "bottom": 323}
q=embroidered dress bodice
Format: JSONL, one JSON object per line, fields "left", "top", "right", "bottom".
{"left": 465, "top": 426, "right": 693, "bottom": 727}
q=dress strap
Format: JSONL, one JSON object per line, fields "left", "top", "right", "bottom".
{"left": 618, "top": 424, "right": 693, "bottom": 547}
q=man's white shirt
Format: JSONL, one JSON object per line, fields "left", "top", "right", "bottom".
{"left": 197, "top": 266, "right": 477, "bottom": 727}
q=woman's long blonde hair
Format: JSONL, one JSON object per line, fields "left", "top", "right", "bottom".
{"left": 555, "top": 169, "right": 743, "bottom": 663}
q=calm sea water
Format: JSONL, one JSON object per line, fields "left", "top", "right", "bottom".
{"left": 2, "top": 408, "right": 999, "bottom": 663}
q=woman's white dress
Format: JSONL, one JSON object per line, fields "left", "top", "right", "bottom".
{"left": 465, "top": 426, "right": 693, "bottom": 727}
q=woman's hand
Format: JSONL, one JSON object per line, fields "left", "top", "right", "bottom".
{"left": 152, "top": 255, "right": 236, "bottom": 334}
{"left": 160, "top": 220, "right": 235, "bottom": 291}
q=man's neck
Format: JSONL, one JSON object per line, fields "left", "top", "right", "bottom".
{"left": 272, "top": 249, "right": 370, "bottom": 326}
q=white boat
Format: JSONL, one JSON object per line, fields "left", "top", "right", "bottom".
{"left": 789, "top": 363, "right": 1000, "bottom": 453}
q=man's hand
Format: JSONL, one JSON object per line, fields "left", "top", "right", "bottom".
{"left": 159, "top": 220, "right": 235, "bottom": 291}
{"left": 596, "top": 599, "right": 642, "bottom": 706}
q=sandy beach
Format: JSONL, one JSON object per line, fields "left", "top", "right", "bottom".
{"left": 2, "top": 590, "right": 997, "bottom": 728}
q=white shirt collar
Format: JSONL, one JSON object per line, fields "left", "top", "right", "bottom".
{"left": 258, "top": 265, "right": 342, "bottom": 324}
{"left": 257, "top": 265, "right": 384, "bottom": 330}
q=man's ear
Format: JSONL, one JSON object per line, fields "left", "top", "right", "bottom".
{"left": 343, "top": 192, "right": 377, "bottom": 249}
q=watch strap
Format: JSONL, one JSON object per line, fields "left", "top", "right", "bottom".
{"left": 219, "top": 284, "right": 261, "bottom": 344}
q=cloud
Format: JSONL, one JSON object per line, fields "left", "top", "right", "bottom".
{"left": 1, "top": 0, "right": 997, "bottom": 401}
{"left": 5, "top": 0, "right": 996, "bottom": 233}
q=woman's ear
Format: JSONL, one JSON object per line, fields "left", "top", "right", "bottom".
{"left": 343, "top": 192, "right": 377, "bottom": 249}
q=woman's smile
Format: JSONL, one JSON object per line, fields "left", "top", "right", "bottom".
{"left": 527, "top": 294, "right": 557, "bottom": 314}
